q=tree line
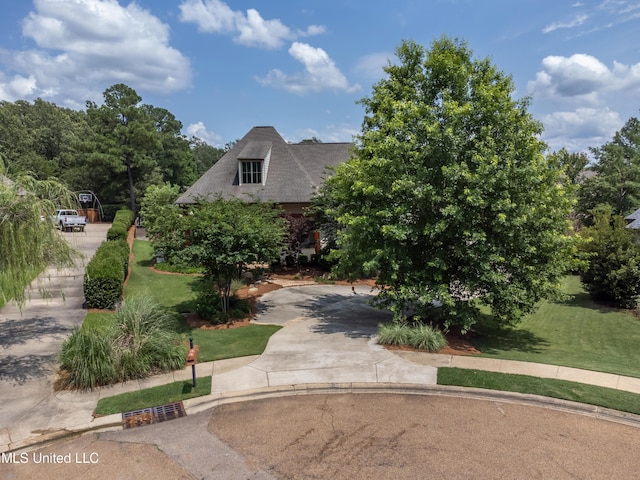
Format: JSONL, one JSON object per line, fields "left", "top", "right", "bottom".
{"left": 0, "top": 83, "right": 225, "bottom": 215}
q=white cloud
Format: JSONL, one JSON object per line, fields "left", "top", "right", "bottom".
{"left": 353, "top": 52, "right": 394, "bottom": 80}
{"left": 257, "top": 42, "right": 360, "bottom": 94}
{"left": 543, "top": 13, "right": 589, "bottom": 33}
{"left": 0, "top": 73, "right": 37, "bottom": 101}
{"left": 527, "top": 53, "right": 640, "bottom": 100}
{"left": 179, "top": 0, "right": 325, "bottom": 49}
{"left": 0, "top": 0, "right": 190, "bottom": 105}
{"left": 291, "top": 124, "right": 359, "bottom": 143}
{"left": 186, "top": 121, "right": 223, "bottom": 145}
{"left": 541, "top": 108, "right": 624, "bottom": 153}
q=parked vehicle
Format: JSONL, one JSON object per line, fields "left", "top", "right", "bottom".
{"left": 51, "top": 209, "right": 87, "bottom": 232}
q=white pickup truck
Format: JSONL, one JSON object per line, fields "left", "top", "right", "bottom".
{"left": 51, "top": 209, "right": 87, "bottom": 232}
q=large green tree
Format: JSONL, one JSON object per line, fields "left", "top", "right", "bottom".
{"left": 0, "top": 160, "right": 76, "bottom": 306}
{"left": 577, "top": 115, "right": 640, "bottom": 219}
{"left": 190, "top": 137, "right": 225, "bottom": 176}
{"left": 317, "top": 38, "right": 576, "bottom": 331}
{"left": 85, "top": 84, "right": 161, "bottom": 213}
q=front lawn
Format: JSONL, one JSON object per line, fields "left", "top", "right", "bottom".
{"left": 472, "top": 276, "right": 640, "bottom": 378}
{"left": 438, "top": 368, "right": 640, "bottom": 415}
{"left": 95, "top": 376, "right": 212, "bottom": 415}
{"left": 125, "top": 240, "right": 200, "bottom": 313}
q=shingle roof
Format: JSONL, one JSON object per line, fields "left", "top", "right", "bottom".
{"left": 176, "top": 126, "right": 352, "bottom": 204}
{"left": 625, "top": 207, "right": 640, "bottom": 229}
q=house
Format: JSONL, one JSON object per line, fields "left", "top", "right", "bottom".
{"left": 625, "top": 208, "right": 640, "bottom": 229}
{"left": 175, "top": 126, "right": 353, "bottom": 215}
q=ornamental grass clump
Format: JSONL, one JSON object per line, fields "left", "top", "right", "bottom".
{"left": 377, "top": 322, "right": 447, "bottom": 352}
{"left": 59, "top": 328, "right": 118, "bottom": 390}
{"left": 59, "top": 296, "right": 186, "bottom": 390}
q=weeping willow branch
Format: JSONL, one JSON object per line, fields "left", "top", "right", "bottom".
{"left": 0, "top": 159, "right": 79, "bottom": 307}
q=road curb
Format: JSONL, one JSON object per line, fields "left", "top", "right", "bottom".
{"left": 5, "top": 382, "right": 640, "bottom": 454}
{"left": 184, "top": 382, "right": 640, "bottom": 428}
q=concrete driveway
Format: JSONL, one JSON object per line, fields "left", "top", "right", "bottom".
{"left": 0, "top": 223, "right": 109, "bottom": 447}
{"left": 213, "top": 285, "right": 438, "bottom": 392}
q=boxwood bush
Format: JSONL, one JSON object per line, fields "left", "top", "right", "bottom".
{"left": 84, "top": 239, "right": 130, "bottom": 309}
{"left": 106, "top": 208, "right": 134, "bottom": 241}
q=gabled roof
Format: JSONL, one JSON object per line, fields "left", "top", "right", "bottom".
{"left": 625, "top": 208, "right": 640, "bottom": 229}
{"left": 176, "top": 126, "right": 352, "bottom": 204}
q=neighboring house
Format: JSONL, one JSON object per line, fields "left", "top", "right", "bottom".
{"left": 625, "top": 208, "right": 640, "bottom": 229}
{"left": 175, "top": 126, "right": 353, "bottom": 215}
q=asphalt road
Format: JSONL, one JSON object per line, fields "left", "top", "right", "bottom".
{"left": 2, "top": 393, "right": 639, "bottom": 479}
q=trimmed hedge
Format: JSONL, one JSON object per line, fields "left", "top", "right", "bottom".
{"left": 107, "top": 208, "right": 135, "bottom": 241}
{"left": 84, "top": 238, "right": 130, "bottom": 309}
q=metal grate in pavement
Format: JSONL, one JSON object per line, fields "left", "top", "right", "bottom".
{"left": 122, "top": 402, "right": 186, "bottom": 429}
{"left": 153, "top": 401, "right": 186, "bottom": 422}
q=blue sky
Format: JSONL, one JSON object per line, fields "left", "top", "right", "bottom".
{"left": 0, "top": 0, "right": 639, "bottom": 155}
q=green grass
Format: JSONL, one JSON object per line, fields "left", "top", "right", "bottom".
{"left": 82, "top": 312, "right": 116, "bottom": 332}
{"left": 95, "top": 376, "right": 212, "bottom": 415}
{"left": 190, "top": 324, "right": 281, "bottom": 362}
{"left": 472, "top": 276, "right": 640, "bottom": 378}
{"left": 125, "top": 240, "right": 200, "bottom": 313}
{"left": 438, "top": 368, "right": 640, "bottom": 415}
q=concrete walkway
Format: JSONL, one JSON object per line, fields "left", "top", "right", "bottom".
{"left": 2, "top": 266, "right": 640, "bottom": 455}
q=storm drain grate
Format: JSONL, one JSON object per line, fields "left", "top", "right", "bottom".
{"left": 153, "top": 401, "right": 186, "bottom": 422}
{"left": 122, "top": 402, "right": 186, "bottom": 429}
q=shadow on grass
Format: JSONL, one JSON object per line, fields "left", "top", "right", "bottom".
{"left": 550, "top": 291, "right": 620, "bottom": 314}
{"left": 181, "top": 381, "right": 195, "bottom": 394}
{"left": 472, "top": 314, "right": 549, "bottom": 355}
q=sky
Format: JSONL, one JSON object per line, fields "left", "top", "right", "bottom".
{"left": 0, "top": 0, "right": 639, "bottom": 155}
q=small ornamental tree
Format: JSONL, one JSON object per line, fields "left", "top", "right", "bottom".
{"left": 317, "top": 38, "right": 576, "bottom": 331}
{"left": 580, "top": 207, "right": 640, "bottom": 308}
{"left": 181, "top": 197, "right": 286, "bottom": 312}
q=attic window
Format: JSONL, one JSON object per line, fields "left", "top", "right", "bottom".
{"left": 241, "top": 160, "right": 262, "bottom": 184}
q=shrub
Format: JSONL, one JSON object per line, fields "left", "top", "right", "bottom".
{"left": 377, "top": 322, "right": 447, "bottom": 352}
{"left": 377, "top": 322, "right": 412, "bottom": 346}
{"left": 298, "top": 254, "right": 309, "bottom": 266}
{"left": 59, "top": 328, "right": 118, "bottom": 390}
{"left": 408, "top": 324, "right": 448, "bottom": 351}
{"left": 60, "top": 296, "right": 186, "bottom": 390}
{"left": 107, "top": 208, "right": 134, "bottom": 241}
{"left": 111, "top": 296, "right": 185, "bottom": 380}
{"left": 195, "top": 286, "right": 250, "bottom": 325}
{"left": 83, "top": 239, "right": 130, "bottom": 309}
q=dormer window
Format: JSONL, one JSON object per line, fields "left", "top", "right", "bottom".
{"left": 237, "top": 141, "right": 272, "bottom": 186}
{"left": 241, "top": 160, "right": 263, "bottom": 184}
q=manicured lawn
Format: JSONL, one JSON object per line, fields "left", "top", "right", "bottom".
{"left": 125, "top": 240, "right": 200, "bottom": 312}
{"left": 472, "top": 276, "right": 640, "bottom": 378}
{"left": 438, "top": 368, "right": 640, "bottom": 415}
{"left": 82, "top": 312, "right": 116, "bottom": 332}
{"left": 190, "top": 324, "right": 281, "bottom": 362}
{"left": 95, "top": 376, "right": 212, "bottom": 415}
{"left": 82, "top": 240, "right": 281, "bottom": 363}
